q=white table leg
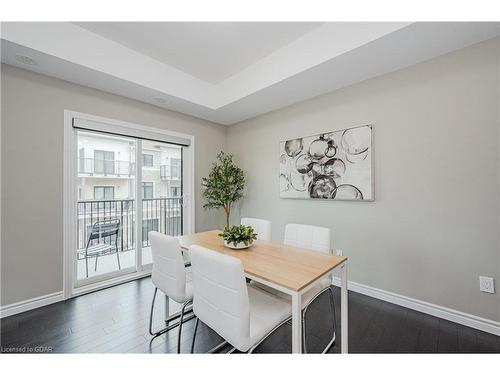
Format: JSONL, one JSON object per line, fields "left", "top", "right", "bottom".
{"left": 164, "top": 295, "right": 170, "bottom": 324}
{"left": 291, "top": 292, "right": 302, "bottom": 354}
{"left": 341, "top": 262, "right": 348, "bottom": 353}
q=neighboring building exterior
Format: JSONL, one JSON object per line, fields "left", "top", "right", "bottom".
{"left": 77, "top": 133, "right": 182, "bottom": 201}
{"left": 76, "top": 132, "right": 183, "bottom": 255}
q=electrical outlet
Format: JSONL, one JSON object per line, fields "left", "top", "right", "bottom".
{"left": 335, "top": 249, "right": 343, "bottom": 256}
{"left": 479, "top": 276, "right": 495, "bottom": 294}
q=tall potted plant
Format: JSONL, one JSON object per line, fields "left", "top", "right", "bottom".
{"left": 202, "top": 151, "right": 245, "bottom": 228}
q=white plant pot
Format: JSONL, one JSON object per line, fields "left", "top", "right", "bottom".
{"left": 224, "top": 240, "right": 252, "bottom": 250}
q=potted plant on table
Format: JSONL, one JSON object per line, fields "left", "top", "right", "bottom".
{"left": 219, "top": 225, "right": 258, "bottom": 249}
{"left": 202, "top": 151, "right": 257, "bottom": 249}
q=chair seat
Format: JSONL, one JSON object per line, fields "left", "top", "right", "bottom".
{"left": 78, "top": 243, "right": 116, "bottom": 257}
{"left": 250, "top": 277, "right": 331, "bottom": 309}
{"left": 153, "top": 264, "right": 193, "bottom": 304}
{"left": 238, "top": 285, "right": 291, "bottom": 352}
{"left": 164, "top": 267, "right": 193, "bottom": 304}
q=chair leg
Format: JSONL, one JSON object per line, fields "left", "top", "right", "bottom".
{"left": 177, "top": 300, "right": 190, "bottom": 353}
{"left": 149, "top": 287, "right": 195, "bottom": 340}
{"left": 116, "top": 251, "right": 121, "bottom": 270}
{"left": 322, "top": 287, "right": 337, "bottom": 354}
{"left": 206, "top": 340, "right": 229, "bottom": 354}
{"left": 85, "top": 256, "right": 89, "bottom": 278}
{"left": 149, "top": 288, "right": 158, "bottom": 336}
{"left": 94, "top": 255, "right": 99, "bottom": 272}
{"left": 301, "top": 286, "right": 337, "bottom": 354}
{"left": 302, "top": 310, "right": 307, "bottom": 353}
{"left": 248, "top": 317, "right": 291, "bottom": 353}
{"left": 190, "top": 317, "right": 199, "bottom": 354}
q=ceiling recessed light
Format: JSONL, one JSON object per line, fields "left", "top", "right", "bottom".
{"left": 15, "top": 54, "right": 38, "bottom": 66}
{"left": 152, "top": 97, "right": 166, "bottom": 104}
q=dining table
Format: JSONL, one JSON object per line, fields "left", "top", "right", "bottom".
{"left": 168, "top": 230, "right": 348, "bottom": 354}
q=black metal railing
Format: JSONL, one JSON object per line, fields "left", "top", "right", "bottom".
{"left": 77, "top": 197, "right": 183, "bottom": 252}
{"left": 141, "top": 198, "right": 183, "bottom": 247}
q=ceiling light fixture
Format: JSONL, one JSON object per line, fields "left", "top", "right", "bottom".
{"left": 15, "top": 54, "right": 38, "bottom": 66}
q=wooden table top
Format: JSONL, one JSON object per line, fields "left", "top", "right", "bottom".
{"left": 178, "top": 230, "right": 347, "bottom": 292}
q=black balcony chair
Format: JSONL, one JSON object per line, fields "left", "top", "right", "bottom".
{"left": 79, "top": 219, "right": 121, "bottom": 278}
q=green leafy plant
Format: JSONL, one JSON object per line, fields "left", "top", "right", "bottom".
{"left": 219, "top": 225, "right": 258, "bottom": 247}
{"left": 202, "top": 151, "right": 245, "bottom": 228}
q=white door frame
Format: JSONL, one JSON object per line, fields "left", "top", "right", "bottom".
{"left": 63, "top": 110, "right": 195, "bottom": 299}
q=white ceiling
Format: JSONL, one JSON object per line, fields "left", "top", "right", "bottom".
{"left": 1, "top": 22, "right": 499, "bottom": 125}
{"left": 73, "top": 22, "right": 322, "bottom": 83}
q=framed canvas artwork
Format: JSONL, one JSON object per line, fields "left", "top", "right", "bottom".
{"left": 279, "top": 124, "right": 373, "bottom": 201}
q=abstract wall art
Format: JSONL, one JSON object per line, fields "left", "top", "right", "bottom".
{"left": 279, "top": 124, "right": 373, "bottom": 201}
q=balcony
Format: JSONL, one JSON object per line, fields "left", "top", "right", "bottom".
{"left": 160, "top": 163, "right": 181, "bottom": 180}
{"left": 77, "top": 197, "right": 182, "bottom": 279}
{"left": 78, "top": 157, "right": 136, "bottom": 177}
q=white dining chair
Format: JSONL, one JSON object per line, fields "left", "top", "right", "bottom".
{"left": 286, "top": 223, "right": 335, "bottom": 352}
{"left": 149, "top": 232, "right": 194, "bottom": 353}
{"left": 240, "top": 217, "right": 272, "bottom": 241}
{"left": 284, "top": 223, "right": 331, "bottom": 252}
{"left": 243, "top": 217, "right": 274, "bottom": 308}
{"left": 254, "top": 223, "right": 336, "bottom": 353}
{"left": 188, "top": 245, "right": 291, "bottom": 353}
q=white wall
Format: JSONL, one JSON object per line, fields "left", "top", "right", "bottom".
{"left": 1, "top": 64, "right": 226, "bottom": 306}
{"left": 2, "top": 38, "right": 499, "bottom": 324}
{"left": 227, "top": 38, "right": 500, "bottom": 322}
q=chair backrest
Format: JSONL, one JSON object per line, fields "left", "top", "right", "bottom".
{"left": 88, "top": 219, "right": 120, "bottom": 241}
{"left": 240, "top": 217, "right": 272, "bottom": 241}
{"left": 149, "top": 232, "right": 187, "bottom": 303}
{"left": 284, "top": 223, "right": 331, "bottom": 253}
{"left": 189, "top": 245, "right": 250, "bottom": 349}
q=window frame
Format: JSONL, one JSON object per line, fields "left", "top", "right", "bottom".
{"left": 94, "top": 149, "right": 115, "bottom": 174}
{"left": 170, "top": 158, "right": 181, "bottom": 179}
{"left": 64, "top": 110, "right": 195, "bottom": 300}
{"left": 93, "top": 185, "right": 115, "bottom": 201}
{"left": 142, "top": 153, "right": 154, "bottom": 168}
{"left": 170, "top": 186, "right": 180, "bottom": 197}
{"left": 142, "top": 182, "right": 154, "bottom": 199}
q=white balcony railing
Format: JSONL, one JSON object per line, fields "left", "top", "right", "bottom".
{"left": 78, "top": 157, "right": 136, "bottom": 176}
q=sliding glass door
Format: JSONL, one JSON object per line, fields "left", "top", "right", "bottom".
{"left": 140, "top": 140, "right": 183, "bottom": 267}
{"left": 75, "top": 130, "right": 184, "bottom": 287}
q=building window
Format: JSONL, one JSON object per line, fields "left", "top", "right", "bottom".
{"left": 142, "top": 182, "right": 153, "bottom": 199}
{"left": 171, "top": 186, "right": 180, "bottom": 197}
{"left": 94, "top": 186, "right": 114, "bottom": 201}
{"left": 94, "top": 150, "right": 115, "bottom": 174}
{"left": 143, "top": 154, "right": 154, "bottom": 167}
{"left": 78, "top": 148, "right": 86, "bottom": 173}
{"left": 171, "top": 158, "right": 181, "bottom": 179}
{"left": 160, "top": 165, "right": 169, "bottom": 179}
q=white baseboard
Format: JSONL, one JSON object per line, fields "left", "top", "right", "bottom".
{"left": 0, "top": 272, "right": 153, "bottom": 319}
{"left": 0, "top": 291, "right": 64, "bottom": 319}
{"left": 332, "top": 277, "right": 500, "bottom": 337}
{"left": 2, "top": 278, "right": 499, "bottom": 338}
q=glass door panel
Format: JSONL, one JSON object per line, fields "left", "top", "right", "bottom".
{"left": 76, "top": 130, "right": 137, "bottom": 284}
{"left": 141, "top": 140, "right": 183, "bottom": 267}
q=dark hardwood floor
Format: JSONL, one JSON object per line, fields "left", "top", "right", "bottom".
{"left": 1, "top": 277, "right": 499, "bottom": 354}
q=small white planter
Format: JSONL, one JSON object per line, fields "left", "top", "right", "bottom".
{"left": 224, "top": 240, "right": 252, "bottom": 250}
